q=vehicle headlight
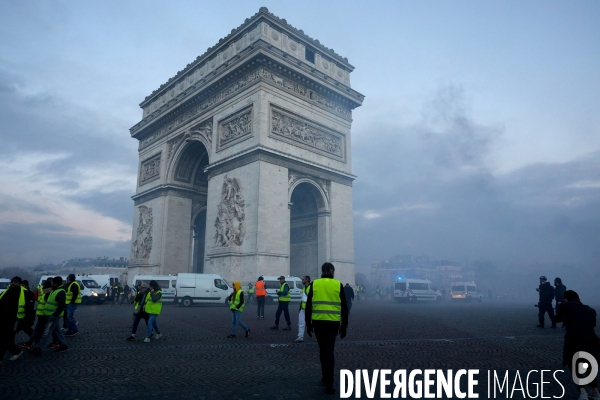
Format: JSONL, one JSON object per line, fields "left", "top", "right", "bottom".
{"left": 91, "top": 290, "right": 98, "bottom": 296}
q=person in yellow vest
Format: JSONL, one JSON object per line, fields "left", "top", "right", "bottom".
{"left": 255, "top": 276, "right": 267, "bottom": 319}
{"left": 305, "top": 263, "right": 349, "bottom": 395}
{"left": 126, "top": 283, "right": 150, "bottom": 341}
{"left": 293, "top": 275, "right": 311, "bottom": 343}
{"left": 247, "top": 283, "right": 255, "bottom": 302}
{"left": 30, "top": 276, "right": 69, "bottom": 355}
{"left": 227, "top": 282, "right": 250, "bottom": 338}
{"left": 15, "top": 280, "right": 35, "bottom": 338}
{"left": 65, "top": 274, "right": 81, "bottom": 336}
{"left": 19, "top": 279, "right": 53, "bottom": 350}
{"left": 143, "top": 280, "right": 163, "bottom": 343}
{"left": 0, "top": 276, "right": 28, "bottom": 362}
{"left": 270, "top": 276, "right": 292, "bottom": 330}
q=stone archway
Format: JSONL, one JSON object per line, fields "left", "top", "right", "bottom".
{"left": 289, "top": 181, "right": 328, "bottom": 279}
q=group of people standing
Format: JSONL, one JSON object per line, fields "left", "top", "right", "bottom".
{"left": 0, "top": 274, "right": 81, "bottom": 362}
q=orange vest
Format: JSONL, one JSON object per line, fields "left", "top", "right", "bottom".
{"left": 255, "top": 281, "right": 266, "bottom": 297}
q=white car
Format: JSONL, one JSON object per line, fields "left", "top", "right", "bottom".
{"left": 394, "top": 279, "right": 442, "bottom": 302}
{"left": 451, "top": 282, "right": 484, "bottom": 302}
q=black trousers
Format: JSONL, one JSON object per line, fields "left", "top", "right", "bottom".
{"left": 538, "top": 302, "right": 555, "bottom": 326}
{"left": 0, "top": 320, "right": 21, "bottom": 357}
{"left": 314, "top": 321, "right": 340, "bottom": 389}
{"left": 131, "top": 312, "right": 149, "bottom": 335}
{"left": 27, "top": 316, "right": 48, "bottom": 345}
{"left": 17, "top": 318, "right": 34, "bottom": 337}
{"left": 275, "top": 301, "right": 291, "bottom": 326}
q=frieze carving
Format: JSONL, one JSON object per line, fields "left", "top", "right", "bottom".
{"left": 132, "top": 205, "right": 153, "bottom": 260}
{"left": 288, "top": 170, "right": 330, "bottom": 203}
{"left": 272, "top": 109, "right": 344, "bottom": 159}
{"left": 134, "top": 66, "right": 351, "bottom": 149}
{"left": 167, "top": 135, "right": 184, "bottom": 162}
{"left": 214, "top": 175, "right": 246, "bottom": 247}
{"left": 140, "top": 153, "right": 161, "bottom": 184}
{"left": 218, "top": 108, "right": 252, "bottom": 150}
{"left": 291, "top": 225, "right": 317, "bottom": 243}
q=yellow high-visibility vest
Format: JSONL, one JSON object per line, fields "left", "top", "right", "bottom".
{"left": 311, "top": 278, "right": 341, "bottom": 322}
{"left": 229, "top": 290, "right": 245, "bottom": 312}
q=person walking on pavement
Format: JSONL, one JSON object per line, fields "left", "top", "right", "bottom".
{"left": 143, "top": 280, "right": 163, "bottom": 343}
{"left": 0, "top": 277, "right": 29, "bottom": 363}
{"left": 305, "top": 263, "right": 349, "bottom": 395}
{"left": 119, "top": 283, "right": 130, "bottom": 305}
{"left": 19, "top": 279, "right": 52, "bottom": 350}
{"left": 270, "top": 276, "right": 292, "bottom": 330}
{"left": 554, "top": 277, "right": 567, "bottom": 326}
{"left": 554, "top": 290, "right": 600, "bottom": 400}
{"left": 15, "top": 280, "right": 35, "bottom": 338}
{"left": 65, "top": 274, "right": 81, "bottom": 336}
{"left": 255, "top": 276, "right": 266, "bottom": 320}
{"left": 228, "top": 282, "right": 250, "bottom": 338}
{"left": 114, "top": 282, "right": 122, "bottom": 304}
{"left": 126, "top": 283, "right": 151, "bottom": 341}
{"left": 29, "top": 276, "right": 69, "bottom": 355}
{"left": 355, "top": 285, "right": 360, "bottom": 301}
{"left": 247, "top": 283, "right": 255, "bottom": 303}
{"left": 376, "top": 286, "right": 382, "bottom": 300}
{"left": 294, "top": 275, "right": 311, "bottom": 343}
{"left": 343, "top": 283, "right": 354, "bottom": 315}
{"left": 537, "top": 276, "right": 556, "bottom": 328}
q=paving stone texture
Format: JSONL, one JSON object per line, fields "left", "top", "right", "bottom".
{"left": 0, "top": 299, "right": 591, "bottom": 399}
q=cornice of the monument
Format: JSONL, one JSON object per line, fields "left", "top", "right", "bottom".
{"left": 139, "top": 7, "right": 357, "bottom": 108}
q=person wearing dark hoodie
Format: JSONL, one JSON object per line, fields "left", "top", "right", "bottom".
{"left": 227, "top": 281, "right": 250, "bottom": 338}
{"left": 30, "top": 276, "right": 69, "bottom": 355}
{"left": 0, "top": 277, "right": 28, "bottom": 363}
{"left": 555, "top": 290, "right": 600, "bottom": 400}
{"left": 554, "top": 277, "right": 567, "bottom": 316}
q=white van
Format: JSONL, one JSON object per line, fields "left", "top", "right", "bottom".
{"left": 175, "top": 273, "right": 231, "bottom": 307}
{"left": 133, "top": 275, "right": 177, "bottom": 302}
{"left": 83, "top": 274, "right": 119, "bottom": 292}
{"left": 0, "top": 278, "right": 10, "bottom": 295}
{"left": 38, "top": 275, "right": 106, "bottom": 305}
{"left": 394, "top": 279, "right": 442, "bottom": 302}
{"left": 451, "top": 282, "right": 484, "bottom": 302}
{"left": 260, "top": 276, "right": 303, "bottom": 303}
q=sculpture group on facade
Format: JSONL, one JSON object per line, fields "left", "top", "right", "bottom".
{"left": 132, "top": 205, "right": 153, "bottom": 260}
{"left": 214, "top": 175, "right": 246, "bottom": 247}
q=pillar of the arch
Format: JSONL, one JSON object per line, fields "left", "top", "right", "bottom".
{"left": 329, "top": 181, "right": 355, "bottom": 285}
{"left": 160, "top": 194, "right": 193, "bottom": 275}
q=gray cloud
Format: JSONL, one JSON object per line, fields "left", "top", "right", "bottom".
{"left": 0, "top": 222, "right": 131, "bottom": 267}
{"left": 352, "top": 86, "right": 600, "bottom": 268}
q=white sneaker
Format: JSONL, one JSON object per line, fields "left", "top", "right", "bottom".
{"left": 9, "top": 351, "right": 23, "bottom": 361}
{"left": 143, "top": 337, "right": 151, "bottom": 343}
{"left": 293, "top": 338, "right": 304, "bottom": 343}
{"left": 154, "top": 333, "right": 162, "bottom": 340}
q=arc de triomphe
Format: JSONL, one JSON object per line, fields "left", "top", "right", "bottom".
{"left": 128, "top": 8, "right": 364, "bottom": 285}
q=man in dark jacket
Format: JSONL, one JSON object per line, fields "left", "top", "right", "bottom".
{"left": 0, "top": 277, "right": 27, "bottom": 362}
{"left": 555, "top": 290, "right": 600, "bottom": 400}
{"left": 306, "top": 263, "right": 349, "bottom": 395}
{"left": 16, "top": 280, "right": 35, "bottom": 337}
{"left": 537, "top": 276, "right": 556, "bottom": 328}
{"left": 343, "top": 283, "right": 354, "bottom": 315}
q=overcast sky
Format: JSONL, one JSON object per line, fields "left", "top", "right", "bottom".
{"left": 0, "top": 1, "right": 598, "bottom": 270}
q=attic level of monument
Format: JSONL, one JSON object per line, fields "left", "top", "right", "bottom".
{"left": 141, "top": 7, "right": 355, "bottom": 105}
{"left": 129, "top": 8, "right": 364, "bottom": 140}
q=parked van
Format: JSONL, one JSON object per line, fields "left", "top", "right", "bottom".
{"left": 260, "top": 276, "right": 303, "bottom": 303}
{"left": 0, "top": 278, "right": 10, "bottom": 295}
{"left": 393, "top": 279, "right": 442, "bottom": 302}
{"left": 175, "top": 273, "right": 231, "bottom": 307}
{"left": 451, "top": 282, "right": 484, "bottom": 301}
{"left": 82, "top": 274, "right": 120, "bottom": 292}
{"left": 38, "top": 275, "right": 106, "bottom": 304}
{"left": 133, "top": 275, "right": 177, "bottom": 302}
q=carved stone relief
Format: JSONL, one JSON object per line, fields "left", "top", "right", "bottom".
{"left": 288, "top": 170, "right": 330, "bottom": 203}
{"left": 167, "top": 135, "right": 185, "bottom": 162}
{"left": 218, "top": 107, "right": 252, "bottom": 150}
{"left": 272, "top": 108, "right": 344, "bottom": 160}
{"left": 131, "top": 205, "right": 153, "bottom": 260}
{"left": 214, "top": 175, "right": 246, "bottom": 247}
{"left": 134, "top": 66, "right": 352, "bottom": 148}
{"left": 167, "top": 119, "right": 213, "bottom": 163}
{"left": 140, "top": 153, "right": 161, "bottom": 184}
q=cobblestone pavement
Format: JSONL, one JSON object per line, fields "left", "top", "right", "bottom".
{"left": 0, "top": 299, "right": 592, "bottom": 399}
